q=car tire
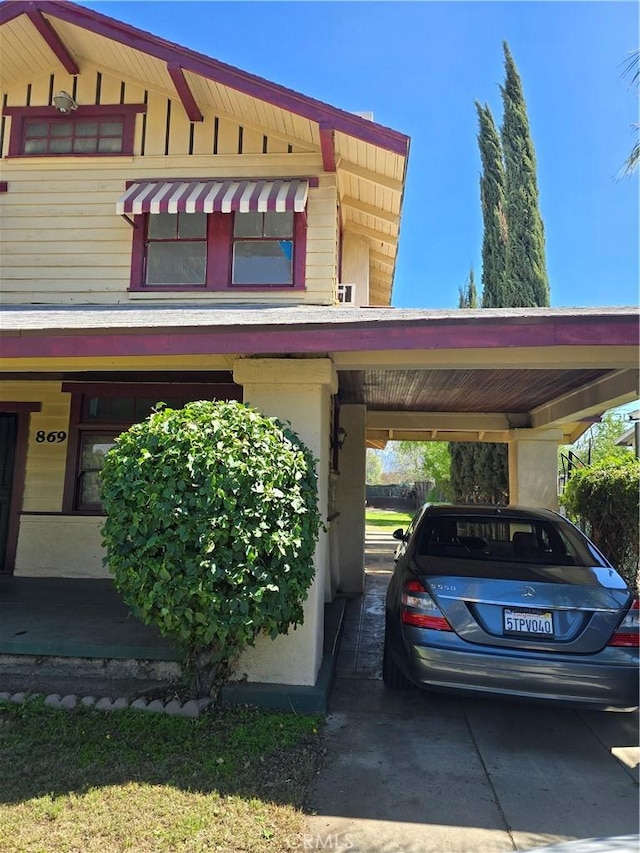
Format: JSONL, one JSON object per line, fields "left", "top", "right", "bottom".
{"left": 382, "top": 633, "right": 412, "bottom": 690}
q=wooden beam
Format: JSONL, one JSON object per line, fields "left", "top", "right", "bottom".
{"left": 338, "top": 158, "right": 403, "bottom": 193}
{"left": 26, "top": 8, "right": 79, "bottom": 76}
{"left": 167, "top": 63, "right": 203, "bottom": 122}
{"left": 342, "top": 196, "right": 398, "bottom": 224}
{"left": 366, "top": 429, "right": 511, "bottom": 444}
{"left": 530, "top": 368, "right": 640, "bottom": 428}
{"left": 344, "top": 221, "right": 396, "bottom": 247}
{"left": 332, "top": 346, "right": 640, "bottom": 371}
{"left": 319, "top": 122, "right": 336, "bottom": 172}
{"left": 369, "top": 250, "right": 395, "bottom": 270}
{"left": 367, "top": 411, "right": 529, "bottom": 432}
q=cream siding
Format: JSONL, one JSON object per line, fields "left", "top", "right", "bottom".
{"left": 1, "top": 67, "right": 341, "bottom": 306}
{"left": 0, "top": 381, "right": 70, "bottom": 517}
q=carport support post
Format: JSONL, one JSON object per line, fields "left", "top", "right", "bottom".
{"left": 232, "top": 357, "right": 337, "bottom": 687}
{"left": 334, "top": 404, "right": 366, "bottom": 594}
{"left": 508, "top": 428, "right": 564, "bottom": 511}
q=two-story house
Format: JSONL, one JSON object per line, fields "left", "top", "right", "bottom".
{"left": 1, "top": 0, "right": 637, "bottom": 704}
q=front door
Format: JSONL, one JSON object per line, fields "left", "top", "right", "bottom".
{"left": 0, "top": 414, "right": 18, "bottom": 573}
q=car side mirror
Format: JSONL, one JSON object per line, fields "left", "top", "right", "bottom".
{"left": 392, "top": 528, "right": 405, "bottom": 541}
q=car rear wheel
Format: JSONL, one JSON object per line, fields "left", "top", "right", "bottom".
{"left": 382, "top": 633, "right": 413, "bottom": 690}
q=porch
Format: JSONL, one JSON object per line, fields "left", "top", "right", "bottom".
{"left": 0, "top": 574, "right": 346, "bottom": 711}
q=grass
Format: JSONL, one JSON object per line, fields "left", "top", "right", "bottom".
{"left": 0, "top": 698, "right": 324, "bottom": 852}
{"left": 365, "top": 508, "right": 413, "bottom": 529}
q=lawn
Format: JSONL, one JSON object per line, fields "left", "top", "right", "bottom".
{"left": 0, "top": 698, "right": 323, "bottom": 853}
{"left": 365, "top": 508, "right": 413, "bottom": 529}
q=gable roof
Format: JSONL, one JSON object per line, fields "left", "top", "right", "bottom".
{"left": 0, "top": 0, "right": 410, "bottom": 304}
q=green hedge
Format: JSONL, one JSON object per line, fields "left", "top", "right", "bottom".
{"left": 101, "top": 400, "right": 322, "bottom": 697}
{"left": 562, "top": 454, "right": 639, "bottom": 589}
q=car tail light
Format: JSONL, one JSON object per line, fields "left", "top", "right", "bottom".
{"left": 401, "top": 579, "right": 452, "bottom": 631}
{"left": 608, "top": 597, "right": 640, "bottom": 648}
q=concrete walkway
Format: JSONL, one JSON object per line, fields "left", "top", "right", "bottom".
{"left": 307, "top": 528, "right": 640, "bottom": 853}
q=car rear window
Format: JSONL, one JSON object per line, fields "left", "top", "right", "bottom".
{"left": 416, "top": 515, "right": 607, "bottom": 568}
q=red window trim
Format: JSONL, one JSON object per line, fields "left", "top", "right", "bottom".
{"left": 129, "top": 210, "right": 307, "bottom": 292}
{"left": 3, "top": 104, "right": 146, "bottom": 158}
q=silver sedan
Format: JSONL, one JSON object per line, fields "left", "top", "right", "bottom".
{"left": 383, "top": 504, "right": 639, "bottom": 710}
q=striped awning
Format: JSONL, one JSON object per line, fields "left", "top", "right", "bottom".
{"left": 116, "top": 179, "right": 309, "bottom": 216}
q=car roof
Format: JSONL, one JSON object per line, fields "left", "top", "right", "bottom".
{"left": 422, "top": 504, "right": 564, "bottom": 523}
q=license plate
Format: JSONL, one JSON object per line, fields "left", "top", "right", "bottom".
{"left": 503, "top": 608, "right": 554, "bottom": 636}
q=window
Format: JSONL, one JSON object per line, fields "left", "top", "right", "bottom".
{"left": 62, "top": 383, "right": 243, "bottom": 513}
{"left": 232, "top": 211, "right": 294, "bottom": 285}
{"left": 3, "top": 104, "right": 145, "bottom": 158}
{"left": 22, "top": 117, "right": 124, "bottom": 155}
{"left": 145, "top": 212, "right": 207, "bottom": 286}
{"left": 131, "top": 210, "right": 306, "bottom": 291}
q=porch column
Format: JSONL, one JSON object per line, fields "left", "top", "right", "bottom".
{"left": 334, "top": 404, "right": 366, "bottom": 593}
{"left": 508, "top": 428, "right": 564, "bottom": 511}
{"left": 232, "top": 357, "right": 337, "bottom": 686}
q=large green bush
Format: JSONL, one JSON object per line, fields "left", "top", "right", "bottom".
{"left": 101, "top": 400, "right": 321, "bottom": 697}
{"left": 562, "top": 454, "right": 639, "bottom": 589}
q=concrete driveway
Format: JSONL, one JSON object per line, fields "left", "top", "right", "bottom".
{"left": 307, "top": 529, "right": 639, "bottom": 853}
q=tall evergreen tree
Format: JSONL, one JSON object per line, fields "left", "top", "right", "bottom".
{"left": 476, "top": 103, "right": 508, "bottom": 308}
{"left": 450, "top": 44, "right": 549, "bottom": 504}
{"left": 458, "top": 266, "right": 478, "bottom": 308}
{"left": 501, "top": 42, "right": 550, "bottom": 307}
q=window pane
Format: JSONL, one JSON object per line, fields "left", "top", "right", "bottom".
{"left": 232, "top": 240, "right": 293, "bottom": 285}
{"left": 178, "top": 212, "right": 207, "bottom": 238}
{"left": 264, "top": 211, "right": 293, "bottom": 237}
{"left": 146, "top": 242, "right": 207, "bottom": 285}
{"left": 74, "top": 137, "right": 98, "bottom": 153}
{"left": 86, "top": 397, "right": 134, "bottom": 422}
{"left": 51, "top": 123, "right": 72, "bottom": 137}
{"left": 24, "top": 138, "right": 47, "bottom": 153}
{"left": 98, "top": 137, "right": 123, "bottom": 153}
{"left": 49, "top": 137, "right": 72, "bottom": 153}
{"left": 79, "top": 433, "right": 118, "bottom": 508}
{"left": 76, "top": 122, "right": 98, "bottom": 137}
{"left": 25, "top": 123, "right": 48, "bottom": 138}
{"left": 99, "top": 121, "right": 123, "bottom": 136}
{"left": 148, "top": 213, "right": 178, "bottom": 239}
{"left": 234, "top": 212, "right": 262, "bottom": 237}
{"left": 134, "top": 398, "right": 159, "bottom": 419}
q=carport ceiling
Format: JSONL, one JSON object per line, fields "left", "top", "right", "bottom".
{"left": 338, "top": 368, "right": 611, "bottom": 413}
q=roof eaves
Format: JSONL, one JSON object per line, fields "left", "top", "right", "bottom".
{"left": 0, "top": 0, "right": 410, "bottom": 157}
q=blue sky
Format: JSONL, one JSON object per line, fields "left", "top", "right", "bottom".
{"left": 84, "top": 1, "right": 639, "bottom": 309}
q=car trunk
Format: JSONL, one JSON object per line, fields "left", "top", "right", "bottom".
{"left": 413, "top": 556, "right": 631, "bottom": 654}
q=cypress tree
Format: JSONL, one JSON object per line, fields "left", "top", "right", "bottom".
{"left": 458, "top": 266, "right": 478, "bottom": 308}
{"left": 476, "top": 103, "right": 508, "bottom": 308}
{"left": 450, "top": 45, "right": 549, "bottom": 504}
{"left": 501, "top": 42, "right": 550, "bottom": 307}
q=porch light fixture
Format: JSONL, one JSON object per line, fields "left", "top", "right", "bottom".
{"left": 334, "top": 426, "right": 348, "bottom": 451}
{"left": 53, "top": 91, "right": 78, "bottom": 113}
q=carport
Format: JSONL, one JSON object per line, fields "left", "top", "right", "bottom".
{"left": 330, "top": 304, "right": 638, "bottom": 596}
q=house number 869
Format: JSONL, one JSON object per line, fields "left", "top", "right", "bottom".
{"left": 36, "top": 430, "right": 67, "bottom": 444}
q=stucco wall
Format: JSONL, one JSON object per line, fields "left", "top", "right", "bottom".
{"left": 16, "top": 516, "right": 107, "bottom": 578}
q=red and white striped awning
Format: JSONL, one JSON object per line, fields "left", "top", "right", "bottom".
{"left": 116, "top": 179, "right": 309, "bottom": 216}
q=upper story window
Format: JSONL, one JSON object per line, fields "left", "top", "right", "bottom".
{"left": 3, "top": 104, "right": 145, "bottom": 158}
{"left": 145, "top": 212, "right": 208, "bottom": 286}
{"left": 120, "top": 178, "right": 311, "bottom": 292}
{"left": 233, "top": 211, "right": 294, "bottom": 285}
{"left": 23, "top": 116, "right": 124, "bottom": 155}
